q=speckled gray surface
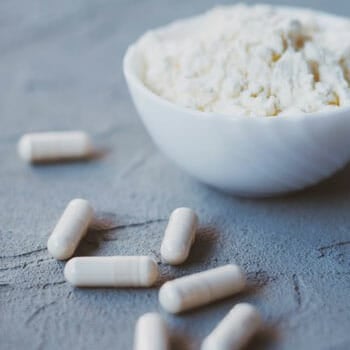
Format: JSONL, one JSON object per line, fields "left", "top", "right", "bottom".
{"left": 1, "top": 1, "right": 350, "bottom": 349}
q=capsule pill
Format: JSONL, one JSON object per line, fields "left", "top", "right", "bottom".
{"left": 64, "top": 256, "right": 159, "bottom": 287}
{"left": 201, "top": 303, "right": 262, "bottom": 350}
{"left": 18, "top": 131, "right": 93, "bottom": 163}
{"left": 161, "top": 207, "right": 198, "bottom": 265}
{"left": 47, "top": 198, "right": 93, "bottom": 260}
{"left": 134, "top": 312, "right": 169, "bottom": 350}
{"left": 159, "top": 264, "right": 246, "bottom": 313}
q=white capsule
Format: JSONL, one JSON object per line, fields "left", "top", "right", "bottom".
{"left": 201, "top": 303, "right": 262, "bottom": 350}
{"left": 18, "top": 131, "right": 93, "bottom": 163}
{"left": 64, "top": 256, "right": 159, "bottom": 287}
{"left": 161, "top": 207, "right": 198, "bottom": 265}
{"left": 134, "top": 313, "right": 169, "bottom": 350}
{"left": 159, "top": 264, "right": 246, "bottom": 313}
{"left": 47, "top": 199, "right": 94, "bottom": 260}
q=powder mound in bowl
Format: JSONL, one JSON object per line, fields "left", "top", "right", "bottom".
{"left": 135, "top": 4, "right": 350, "bottom": 117}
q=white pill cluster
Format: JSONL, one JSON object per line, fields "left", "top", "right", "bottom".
{"left": 18, "top": 132, "right": 263, "bottom": 349}
{"left": 45, "top": 198, "right": 261, "bottom": 349}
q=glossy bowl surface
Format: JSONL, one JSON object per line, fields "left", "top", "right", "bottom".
{"left": 123, "top": 8, "right": 350, "bottom": 197}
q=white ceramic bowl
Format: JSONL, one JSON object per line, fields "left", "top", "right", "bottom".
{"left": 123, "top": 13, "right": 350, "bottom": 197}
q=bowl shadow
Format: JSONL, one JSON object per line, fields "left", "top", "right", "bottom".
{"left": 259, "top": 162, "right": 350, "bottom": 202}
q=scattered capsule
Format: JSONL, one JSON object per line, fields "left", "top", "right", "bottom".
{"left": 134, "top": 312, "right": 169, "bottom": 350}
{"left": 17, "top": 131, "right": 93, "bottom": 163}
{"left": 64, "top": 256, "right": 159, "bottom": 287}
{"left": 47, "top": 198, "right": 93, "bottom": 260}
{"left": 161, "top": 207, "right": 198, "bottom": 265}
{"left": 159, "top": 264, "right": 246, "bottom": 313}
{"left": 201, "top": 303, "right": 262, "bottom": 350}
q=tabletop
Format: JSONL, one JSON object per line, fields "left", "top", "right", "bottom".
{"left": 1, "top": 1, "right": 350, "bottom": 349}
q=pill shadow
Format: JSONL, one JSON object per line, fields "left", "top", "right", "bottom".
{"left": 87, "top": 147, "right": 110, "bottom": 161}
{"left": 236, "top": 162, "right": 350, "bottom": 202}
{"left": 243, "top": 325, "right": 279, "bottom": 350}
{"left": 68, "top": 285, "right": 160, "bottom": 295}
{"left": 28, "top": 147, "right": 109, "bottom": 166}
{"left": 73, "top": 230, "right": 102, "bottom": 257}
{"left": 90, "top": 211, "right": 119, "bottom": 231}
{"left": 154, "top": 226, "right": 220, "bottom": 287}
{"left": 282, "top": 162, "right": 350, "bottom": 200}
{"left": 74, "top": 211, "right": 119, "bottom": 256}
{"left": 169, "top": 330, "right": 192, "bottom": 350}
{"left": 185, "top": 226, "right": 219, "bottom": 267}
{"left": 155, "top": 265, "right": 174, "bottom": 287}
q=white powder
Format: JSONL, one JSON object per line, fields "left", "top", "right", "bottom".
{"left": 136, "top": 4, "right": 350, "bottom": 117}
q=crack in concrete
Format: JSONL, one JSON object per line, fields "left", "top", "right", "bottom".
{"left": 1, "top": 280, "right": 66, "bottom": 292}
{"left": 110, "top": 218, "right": 166, "bottom": 230}
{"left": 91, "top": 210, "right": 166, "bottom": 232}
{"left": 0, "top": 247, "right": 46, "bottom": 259}
{"left": 94, "top": 218, "right": 167, "bottom": 234}
{"left": 102, "top": 218, "right": 167, "bottom": 241}
{"left": 247, "top": 270, "right": 278, "bottom": 288}
{"left": 292, "top": 274, "right": 302, "bottom": 308}
{"left": 25, "top": 300, "right": 58, "bottom": 325}
{"left": 42, "top": 280, "right": 66, "bottom": 289}
{"left": 0, "top": 257, "right": 54, "bottom": 271}
{"left": 317, "top": 240, "right": 350, "bottom": 258}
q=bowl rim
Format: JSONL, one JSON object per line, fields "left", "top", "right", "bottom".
{"left": 123, "top": 5, "right": 350, "bottom": 123}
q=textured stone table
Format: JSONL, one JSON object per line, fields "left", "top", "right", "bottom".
{"left": 1, "top": 1, "right": 350, "bottom": 349}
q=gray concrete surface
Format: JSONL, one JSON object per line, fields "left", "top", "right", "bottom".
{"left": 1, "top": 0, "right": 350, "bottom": 349}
